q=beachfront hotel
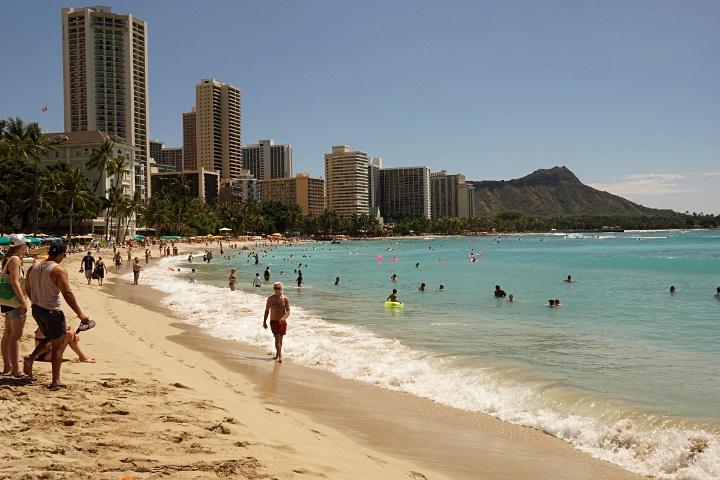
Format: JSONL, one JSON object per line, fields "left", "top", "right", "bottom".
{"left": 243, "top": 139, "right": 292, "bottom": 181}
{"left": 40, "top": 130, "right": 138, "bottom": 237}
{"left": 380, "top": 166, "right": 432, "bottom": 220}
{"left": 324, "top": 145, "right": 371, "bottom": 216}
{"left": 193, "top": 78, "right": 243, "bottom": 181}
{"left": 61, "top": 6, "right": 150, "bottom": 199}
{"left": 430, "top": 170, "right": 475, "bottom": 219}
{"left": 259, "top": 173, "right": 326, "bottom": 216}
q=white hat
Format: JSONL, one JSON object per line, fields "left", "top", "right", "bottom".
{"left": 9, "top": 234, "right": 28, "bottom": 246}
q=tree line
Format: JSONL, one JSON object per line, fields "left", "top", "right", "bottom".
{"left": 2, "top": 117, "right": 718, "bottom": 240}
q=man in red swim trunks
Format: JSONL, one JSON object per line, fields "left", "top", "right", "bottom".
{"left": 263, "top": 282, "right": 290, "bottom": 363}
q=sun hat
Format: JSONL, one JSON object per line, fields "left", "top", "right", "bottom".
{"left": 9, "top": 234, "right": 28, "bottom": 246}
{"left": 48, "top": 242, "right": 67, "bottom": 256}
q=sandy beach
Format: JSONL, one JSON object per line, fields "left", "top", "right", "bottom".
{"left": 0, "top": 243, "right": 645, "bottom": 480}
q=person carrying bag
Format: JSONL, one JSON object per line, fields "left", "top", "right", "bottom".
{"left": 1, "top": 234, "right": 30, "bottom": 377}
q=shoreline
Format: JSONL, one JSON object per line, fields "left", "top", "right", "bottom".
{"left": 0, "top": 243, "right": 644, "bottom": 479}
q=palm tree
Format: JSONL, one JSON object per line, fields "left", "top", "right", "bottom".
{"left": 167, "top": 175, "right": 191, "bottom": 235}
{"left": 113, "top": 195, "right": 131, "bottom": 242}
{"left": 17, "top": 166, "right": 55, "bottom": 234}
{"left": 140, "top": 195, "right": 171, "bottom": 234}
{"left": 86, "top": 139, "right": 115, "bottom": 193}
{"left": 1, "top": 117, "right": 53, "bottom": 163}
{"left": 103, "top": 184, "right": 123, "bottom": 241}
{"left": 122, "top": 192, "right": 145, "bottom": 240}
{"left": 57, "top": 167, "right": 96, "bottom": 241}
{"left": 107, "top": 155, "right": 131, "bottom": 188}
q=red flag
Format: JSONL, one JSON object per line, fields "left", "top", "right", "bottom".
{"left": 41, "top": 106, "right": 47, "bottom": 112}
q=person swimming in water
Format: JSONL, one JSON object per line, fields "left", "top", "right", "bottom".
{"left": 386, "top": 289, "right": 402, "bottom": 304}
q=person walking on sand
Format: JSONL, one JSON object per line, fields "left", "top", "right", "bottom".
{"left": 132, "top": 257, "right": 141, "bottom": 285}
{"left": 113, "top": 251, "right": 122, "bottom": 271}
{"left": 1, "top": 234, "right": 30, "bottom": 378}
{"left": 229, "top": 268, "right": 237, "bottom": 291}
{"left": 80, "top": 250, "right": 95, "bottom": 285}
{"left": 263, "top": 282, "right": 290, "bottom": 363}
{"left": 23, "top": 242, "right": 93, "bottom": 390}
{"left": 94, "top": 256, "right": 107, "bottom": 286}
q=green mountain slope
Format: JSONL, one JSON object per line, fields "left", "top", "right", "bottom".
{"left": 468, "top": 166, "right": 675, "bottom": 216}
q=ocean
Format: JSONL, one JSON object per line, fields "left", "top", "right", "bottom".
{"left": 130, "top": 230, "right": 720, "bottom": 480}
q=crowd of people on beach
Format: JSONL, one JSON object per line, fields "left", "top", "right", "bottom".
{"left": 4, "top": 232, "right": 720, "bottom": 389}
{"left": 1, "top": 235, "right": 95, "bottom": 390}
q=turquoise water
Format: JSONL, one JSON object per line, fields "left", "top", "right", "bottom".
{"left": 139, "top": 230, "right": 720, "bottom": 479}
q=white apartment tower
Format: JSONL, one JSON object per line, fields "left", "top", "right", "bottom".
{"left": 242, "top": 140, "right": 292, "bottom": 180}
{"left": 195, "top": 78, "right": 242, "bottom": 180}
{"left": 61, "top": 6, "right": 150, "bottom": 199}
{"left": 324, "top": 145, "right": 370, "bottom": 216}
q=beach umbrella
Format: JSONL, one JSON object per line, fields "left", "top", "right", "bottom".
{"left": 0, "top": 236, "right": 40, "bottom": 245}
{"left": 218, "top": 227, "right": 232, "bottom": 232}
{"left": 134, "top": 235, "right": 146, "bottom": 240}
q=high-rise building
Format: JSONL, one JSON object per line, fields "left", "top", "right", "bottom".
{"left": 430, "top": 170, "right": 475, "bottom": 219}
{"left": 242, "top": 140, "right": 292, "bottom": 180}
{"left": 149, "top": 139, "right": 163, "bottom": 166}
{"left": 380, "top": 166, "right": 431, "bottom": 220}
{"left": 150, "top": 167, "right": 219, "bottom": 203}
{"left": 150, "top": 140, "right": 183, "bottom": 172}
{"left": 182, "top": 108, "right": 197, "bottom": 171}
{"left": 219, "top": 170, "right": 260, "bottom": 205}
{"left": 368, "top": 157, "right": 382, "bottom": 215}
{"left": 324, "top": 145, "right": 370, "bottom": 216}
{"left": 161, "top": 147, "right": 183, "bottom": 172}
{"left": 61, "top": 6, "right": 150, "bottom": 199}
{"left": 195, "top": 78, "right": 242, "bottom": 180}
{"left": 260, "top": 173, "right": 325, "bottom": 216}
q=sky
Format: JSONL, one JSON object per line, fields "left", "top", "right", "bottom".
{"left": 2, "top": 1, "right": 719, "bottom": 214}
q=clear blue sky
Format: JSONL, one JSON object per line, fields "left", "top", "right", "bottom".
{"left": 2, "top": 1, "right": 719, "bottom": 214}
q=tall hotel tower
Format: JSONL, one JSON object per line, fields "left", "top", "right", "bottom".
{"left": 324, "top": 145, "right": 370, "bottom": 216}
{"left": 61, "top": 6, "right": 150, "bottom": 199}
{"left": 194, "top": 78, "right": 242, "bottom": 180}
{"left": 242, "top": 140, "right": 292, "bottom": 180}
